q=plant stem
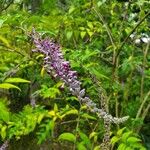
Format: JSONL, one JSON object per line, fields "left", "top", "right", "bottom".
{"left": 140, "top": 43, "right": 149, "bottom": 102}
{"left": 73, "top": 108, "right": 81, "bottom": 150}
{"left": 136, "top": 90, "right": 150, "bottom": 119}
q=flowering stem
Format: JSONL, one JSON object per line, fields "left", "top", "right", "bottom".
{"left": 31, "top": 29, "right": 129, "bottom": 124}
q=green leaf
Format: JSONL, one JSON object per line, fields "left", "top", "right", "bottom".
{"left": 78, "top": 130, "right": 91, "bottom": 148}
{"left": 87, "top": 31, "right": 93, "bottom": 37}
{"left": 80, "top": 31, "right": 86, "bottom": 39}
{"left": 117, "top": 143, "right": 127, "bottom": 150}
{"left": 132, "top": 143, "right": 146, "bottom": 149}
{"left": 1, "top": 125, "right": 7, "bottom": 140}
{"left": 0, "top": 19, "right": 6, "bottom": 28}
{"left": 0, "top": 35, "right": 10, "bottom": 47}
{"left": 94, "top": 146, "right": 101, "bottom": 150}
{"left": 90, "top": 68, "right": 109, "bottom": 80}
{"left": 140, "top": 147, "right": 147, "bottom": 150}
{"left": 68, "top": 6, "right": 75, "bottom": 14}
{"left": 5, "top": 78, "right": 30, "bottom": 83}
{"left": 81, "top": 113, "right": 96, "bottom": 120}
{"left": 77, "top": 142, "right": 87, "bottom": 150}
{"left": 0, "top": 83, "right": 21, "bottom": 91}
{"left": 66, "top": 31, "right": 73, "bottom": 40}
{"left": 58, "top": 132, "right": 76, "bottom": 143}
{"left": 0, "top": 101, "right": 9, "bottom": 122}
{"left": 125, "top": 147, "right": 133, "bottom": 150}
{"left": 127, "top": 137, "right": 141, "bottom": 143}
{"left": 87, "top": 22, "right": 93, "bottom": 29}
{"left": 117, "top": 127, "right": 126, "bottom": 136}
{"left": 37, "top": 114, "right": 45, "bottom": 124}
{"left": 122, "top": 131, "right": 133, "bottom": 141}
{"left": 54, "top": 103, "right": 58, "bottom": 112}
{"left": 61, "top": 109, "right": 78, "bottom": 119}
{"left": 111, "top": 136, "right": 120, "bottom": 145}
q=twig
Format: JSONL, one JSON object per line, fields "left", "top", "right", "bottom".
{"left": 0, "top": 0, "right": 14, "bottom": 12}
{"left": 140, "top": 43, "right": 149, "bottom": 102}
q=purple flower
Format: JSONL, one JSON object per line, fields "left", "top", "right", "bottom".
{"left": 31, "top": 29, "right": 129, "bottom": 124}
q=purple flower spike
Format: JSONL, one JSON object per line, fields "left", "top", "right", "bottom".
{"left": 31, "top": 29, "right": 129, "bottom": 124}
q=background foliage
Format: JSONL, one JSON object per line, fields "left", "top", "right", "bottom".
{"left": 0, "top": 0, "right": 150, "bottom": 149}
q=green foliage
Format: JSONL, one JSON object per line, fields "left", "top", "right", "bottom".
{"left": 0, "top": 100, "right": 9, "bottom": 122}
{"left": 0, "top": 0, "right": 149, "bottom": 149}
{"left": 58, "top": 132, "right": 76, "bottom": 143}
{"left": 37, "top": 119, "right": 55, "bottom": 144}
{"left": 111, "top": 127, "right": 146, "bottom": 150}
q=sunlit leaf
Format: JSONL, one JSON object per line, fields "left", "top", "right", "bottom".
{"left": 40, "top": 67, "right": 45, "bottom": 77}
{"left": 66, "top": 31, "right": 73, "bottom": 40}
{"left": 127, "top": 137, "right": 141, "bottom": 143}
{"left": 0, "top": 101, "right": 9, "bottom": 122}
{"left": 80, "top": 31, "right": 86, "bottom": 39}
{"left": 81, "top": 113, "right": 96, "bottom": 120}
{"left": 117, "top": 127, "right": 126, "bottom": 136}
{"left": 0, "top": 35, "right": 10, "bottom": 47}
{"left": 58, "top": 132, "right": 76, "bottom": 142}
{"left": 61, "top": 109, "right": 78, "bottom": 119}
{"left": 1, "top": 125, "right": 7, "bottom": 140}
{"left": 5, "top": 78, "right": 30, "bottom": 83}
{"left": 117, "top": 143, "right": 127, "bottom": 150}
{"left": 0, "top": 83, "right": 21, "bottom": 91}
{"left": 77, "top": 142, "right": 87, "bottom": 150}
{"left": 111, "top": 136, "right": 120, "bottom": 145}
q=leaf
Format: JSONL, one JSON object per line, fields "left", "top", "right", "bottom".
{"left": 37, "top": 114, "right": 45, "bottom": 124}
{"left": 61, "top": 109, "right": 78, "bottom": 119}
{"left": 132, "top": 143, "right": 146, "bottom": 149}
{"left": 87, "top": 22, "right": 93, "bottom": 29}
{"left": 0, "top": 101, "right": 9, "bottom": 122}
{"left": 94, "top": 146, "right": 101, "bottom": 150}
{"left": 40, "top": 67, "right": 45, "bottom": 77}
{"left": 117, "top": 143, "right": 127, "bottom": 150}
{"left": 0, "top": 35, "right": 10, "bottom": 47}
{"left": 140, "top": 147, "right": 147, "bottom": 150}
{"left": 97, "top": 0, "right": 106, "bottom": 7}
{"left": 122, "top": 131, "right": 133, "bottom": 141}
{"left": 127, "top": 137, "right": 141, "bottom": 143}
{"left": 66, "top": 31, "right": 73, "bottom": 40}
{"left": 48, "top": 110, "right": 55, "bottom": 117}
{"left": 5, "top": 78, "right": 30, "bottom": 83}
{"left": 58, "top": 132, "right": 76, "bottom": 143}
{"left": 78, "top": 130, "right": 91, "bottom": 148}
{"left": 77, "top": 142, "right": 87, "bottom": 150}
{"left": 0, "top": 19, "right": 6, "bottom": 28}
{"left": 68, "top": 6, "right": 75, "bottom": 14}
{"left": 80, "top": 31, "right": 86, "bottom": 39}
{"left": 125, "top": 147, "right": 133, "bottom": 150}
{"left": 91, "top": 68, "right": 109, "bottom": 80}
{"left": 1, "top": 125, "right": 7, "bottom": 140}
{"left": 0, "top": 83, "right": 21, "bottom": 91}
{"left": 111, "top": 136, "right": 120, "bottom": 145}
{"left": 87, "top": 31, "right": 93, "bottom": 37}
{"left": 117, "top": 127, "right": 126, "bottom": 136}
{"left": 89, "top": 132, "right": 97, "bottom": 139}
{"left": 81, "top": 113, "right": 96, "bottom": 120}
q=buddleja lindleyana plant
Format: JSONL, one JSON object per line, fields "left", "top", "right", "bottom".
{"left": 31, "top": 30, "right": 129, "bottom": 149}
{"left": 31, "top": 29, "right": 129, "bottom": 124}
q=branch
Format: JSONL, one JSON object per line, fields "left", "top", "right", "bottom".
{"left": 0, "top": 0, "right": 14, "bottom": 12}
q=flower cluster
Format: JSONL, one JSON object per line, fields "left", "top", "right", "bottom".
{"left": 0, "top": 141, "right": 9, "bottom": 150}
{"left": 31, "top": 30, "right": 129, "bottom": 124}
